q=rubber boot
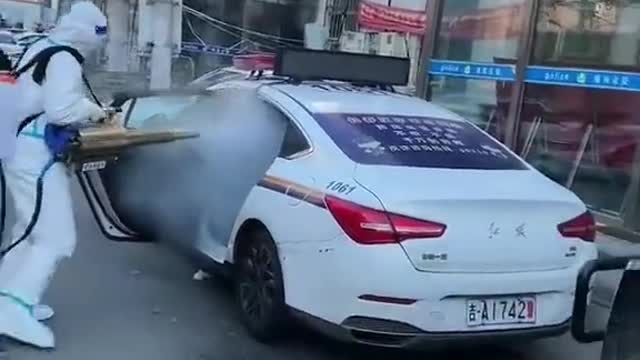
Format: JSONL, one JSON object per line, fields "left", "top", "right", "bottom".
{"left": 0, "top": 296, "right": 54, "bottom": 348}
{"left": 33, "top": 304, "right": 54, "bottom": 321}
{"left": 0, "top": 244, "right": 57, "bottom": 348}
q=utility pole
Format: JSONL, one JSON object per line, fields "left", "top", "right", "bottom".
{"left": 105, "top": 0, "right": 129, "bottom": 71}
{"left": 147, "top": 0, "right": 178, "bottom": 89}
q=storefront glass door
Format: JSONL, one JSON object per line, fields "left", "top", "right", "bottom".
{"left": 428, "top": 0, "right": 526, "bottom": 143}
{"left": 517, "top": 0, "right": 640, "bottom": 220}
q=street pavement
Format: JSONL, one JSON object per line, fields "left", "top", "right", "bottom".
{"left": 2, "top": 182, "right": 613, "bottom": 360}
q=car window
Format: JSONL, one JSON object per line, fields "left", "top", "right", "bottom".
{"left": 125, "top": 95, "right": 203, "bottom": 128}
{"left": 312, "top": 113, "right": 528, "bottom": 170}
{"left": 279, "top": 119, "right": 310, "bottom": 158}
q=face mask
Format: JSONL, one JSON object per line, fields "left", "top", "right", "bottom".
{"left": 95, "top": 25, "right": 107, "bottom": 36}
{"left": 95, "top": 25, "right": 109, "bottom": 47}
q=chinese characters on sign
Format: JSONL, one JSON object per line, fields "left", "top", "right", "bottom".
{"left": 312, "top": 113, "right": 528, "bottom": 170}
{"left": 428, "top": 61, "right": 640, "bottom": 93}
{"left": 346, "top": 114, "right": 474, "bottom": 155}
{"left": 524, "top": 66, "right": 639, "bottom": 92}
{"left": 429, "top": 60, "right": 516, "bottom": 82}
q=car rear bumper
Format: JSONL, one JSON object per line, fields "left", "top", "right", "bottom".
{"left": 280, "top": 235, "right": 598, "bottom": 337}
{"left": 292, "top": 309, "right": 570, "bottom": 349}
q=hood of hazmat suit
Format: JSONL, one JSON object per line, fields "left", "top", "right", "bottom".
{"left": 0, "top": 2, "right": 107, "bottom": 350}
{"left": 48, "top": 2, "right": 108, "bottom": 58}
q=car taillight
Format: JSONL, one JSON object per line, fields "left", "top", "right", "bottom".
{"left": 324, "top": 196, "right": 446, "bottom": 245}
{"left": 557, "top": 211, "right": 595, "bottom": 242}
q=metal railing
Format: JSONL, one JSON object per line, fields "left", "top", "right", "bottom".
{"left": 325, "top": 0, "right": 360, "bottom": 50}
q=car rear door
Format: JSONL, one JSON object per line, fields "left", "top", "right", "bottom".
{"left": 78, "top": 89, "right": 208, "bottom": 241}
{"left": 81, "top": 88, "right": 289, "bottom": 261}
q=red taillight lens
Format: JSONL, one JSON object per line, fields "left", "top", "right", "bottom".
{"left": 557, "top": 211, "right": 595, "bottom": 242}
{"left": 325, "top": 196, "right": 446, "bottom": 245}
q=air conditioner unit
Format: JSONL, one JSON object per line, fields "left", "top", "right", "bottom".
{"left": 374, "top": 32, "right": 409, "bottom": 57}
{"left": 339, "top": 31, "right": 369, "bottom": 54}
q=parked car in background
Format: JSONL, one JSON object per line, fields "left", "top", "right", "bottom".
{"left": 0, "top": 31, "right": 22, "bottom": 59}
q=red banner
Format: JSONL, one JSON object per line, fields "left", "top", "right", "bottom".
{"left": 358, "top": 0, "right": 427, "bottom": 35}
{"left": 358, "top": 1, "right": 525, "bottom": 40}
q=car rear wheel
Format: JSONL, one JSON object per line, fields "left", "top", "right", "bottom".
{"left": 234, "top": 227, "right": 288, "bottom": 341}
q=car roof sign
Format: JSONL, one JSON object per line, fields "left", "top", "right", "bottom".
{"left": 273, "top": 48, "right": 410, "bottom": 86}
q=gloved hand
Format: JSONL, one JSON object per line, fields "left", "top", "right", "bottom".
{"left": 87, "top": 103, "right": 107, "bottom": 123}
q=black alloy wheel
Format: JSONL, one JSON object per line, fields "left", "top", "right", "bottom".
{"left": 235, "top": 228, "right": 288, "bottom": 341}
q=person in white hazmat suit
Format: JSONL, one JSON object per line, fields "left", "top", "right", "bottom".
{"left": 0, "top": 2, "right": 108, "bottom": 349}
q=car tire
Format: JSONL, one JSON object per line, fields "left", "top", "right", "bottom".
{"left": 234, "top": 227, "right": 288, "bottom": 342}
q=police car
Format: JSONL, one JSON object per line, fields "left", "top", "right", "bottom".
{"left": 83, "top": 49, "right": 598, "bottom": 348}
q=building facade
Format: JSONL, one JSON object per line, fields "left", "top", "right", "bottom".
{"left": 416, "top": 0, "right": 640, "bottom": 236}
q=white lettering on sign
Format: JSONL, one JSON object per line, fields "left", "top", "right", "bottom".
{"left": 347, "top": 116, "right": 362, "bottom": 124}
{"left": 621, "top": 76, "right": 630, "bottom": 86}
{"left": 343, "top": 114, "right": 512, "bottom": 159}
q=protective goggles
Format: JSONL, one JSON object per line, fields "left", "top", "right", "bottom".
{"left": 95, "top": 25, "right": 108, "bottom": 35}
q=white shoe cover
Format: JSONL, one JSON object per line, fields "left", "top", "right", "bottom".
{"left": 32, "top": 304, "right": 55, "bottom": 322}
{"left": 0, "top": 296, "right": 55, "bottom": 348}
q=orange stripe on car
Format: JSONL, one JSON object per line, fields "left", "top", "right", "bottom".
{"left": 258, "top": 175, "right": 326, "bottom": 208}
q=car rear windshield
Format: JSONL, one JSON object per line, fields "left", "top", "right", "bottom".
{"left": 312, "top": 113, "right": 528, "bottom": 170}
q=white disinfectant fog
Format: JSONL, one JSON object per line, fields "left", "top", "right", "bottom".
{"left": 100, "top": 87, "right": 287, "bottom": 254}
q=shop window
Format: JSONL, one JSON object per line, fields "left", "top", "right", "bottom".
{"left": 428, "top": 0, "right": 526, "bottom": 142}
{"left": 517, "top": 85, "right": 640, "bottom": 217}
{"left": 534, "top": 0, "right": 640, "bottom": 69}
{"left": 518, "top": 0, "right": 640, "bottom": 219}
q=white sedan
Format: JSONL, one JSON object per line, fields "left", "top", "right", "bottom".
{"left": 83, "top": 52, "right": 598, "bottom": 349}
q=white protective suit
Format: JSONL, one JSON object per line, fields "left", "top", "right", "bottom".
{"left": 0, "top": 2, "right": 107, "bottom": 349}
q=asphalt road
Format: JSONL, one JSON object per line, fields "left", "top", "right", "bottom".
{"left": 4, "top": 182, "right": 608, "bottom": 360}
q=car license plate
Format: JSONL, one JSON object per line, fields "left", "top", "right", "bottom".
{"left": 81, "top": 160, "right": 107, "bottom": 172}
{"left": 466, "top": 296, "right": 536, "bottom": 327}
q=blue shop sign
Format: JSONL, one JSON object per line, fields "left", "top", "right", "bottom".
{"left": 429, "top": 60, "right": 516, "bottom": 81}
{"left": 525, "top": 66, "right": 640, "bottom": 92}
{"left": 181, "top": 42, "right": 236, "bottom": 56}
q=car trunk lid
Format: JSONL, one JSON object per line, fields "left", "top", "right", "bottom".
{"left": 354, "top": 166, "right": 586, "bottom": 273}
